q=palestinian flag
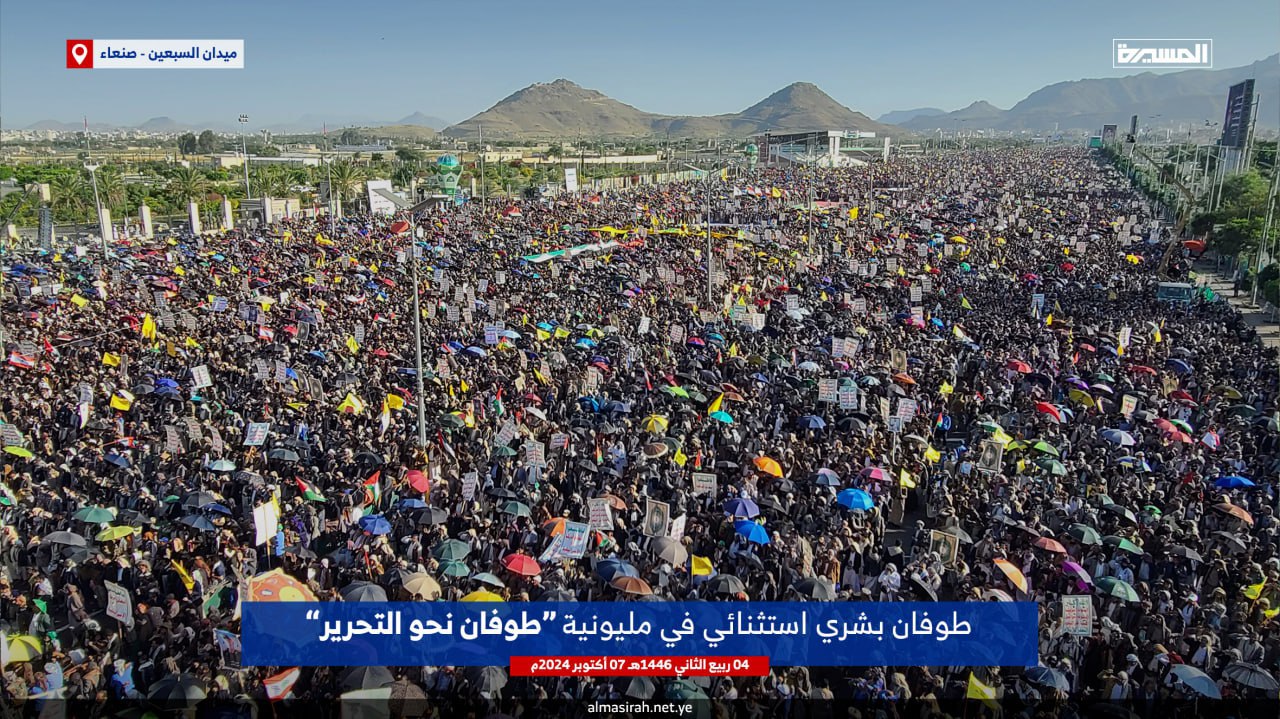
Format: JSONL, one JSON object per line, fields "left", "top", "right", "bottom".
{"left": 295, "top": 477, "right": 325, "bottom": 502}
{"left": 362, "top": 471, "right": 382, "bottom": 506}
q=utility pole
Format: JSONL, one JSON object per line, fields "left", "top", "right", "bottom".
{"left": 238, "top": 114, "right": 252, "bottom": 199}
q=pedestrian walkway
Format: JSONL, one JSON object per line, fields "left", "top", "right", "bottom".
{"left": 1192, "top": 257, "right": 1280, "bottom": 348}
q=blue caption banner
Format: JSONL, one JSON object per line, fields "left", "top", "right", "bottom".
{"left": 242, "top": 602, "right": 1039, "bottom": 667}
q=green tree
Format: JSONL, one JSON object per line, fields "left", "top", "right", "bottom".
{"left": 196, "top": 130, "right": 220, "bottom": 154}
{"left": 327, "top": 160, "right": 364, "bottom": 211}
{"left": 177, "top": 133, "right": 198, "bottom": 156}
{"left": 50, "top": 173, "right": 88, "bottom": 224}
{"left": 395, "top": 148, "right": 424, "bottom": 164}
{"left": 95, "top": 167, "right": 127, "bottom": 215}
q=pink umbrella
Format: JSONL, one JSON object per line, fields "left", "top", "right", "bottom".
{"left": 1063, "top": 560, "right": 1093, "bottom": 592}
{"left": 860, "top": 467, "right": 889, "bottom": 482}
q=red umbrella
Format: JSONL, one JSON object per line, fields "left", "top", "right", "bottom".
{"left": 1060, "top": 262, "right": 1076, "bottom": 272}
{"left": 1078, "top": 343, "right": 1096, "bottom": 352}
{"left": 503, "top": 553, "right": 541, "bottom": 577}
{"left": 1170, "top": 390, "right": 1195, "bottom": 403}
{"left": 1035, "top": 402, "right": 1063, "bottom": 422}
{"left": 1007, "top": 359, "right": 1033, "bottom": 374}
{"left": 1034, "top": 537, "right": 1067, "bottom": 554}
{"left": 405, "top": 469, "right": 430, "bottom": 493}
{"left": 1183, "top": 239, "right": 1206, "bottom": 253}
{"left": 1129, "top": 365, "right": 1157, "bottom": 375}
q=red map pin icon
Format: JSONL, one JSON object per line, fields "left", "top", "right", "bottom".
{"left": 67, "top": 39, "right": 93, "bottom": 68}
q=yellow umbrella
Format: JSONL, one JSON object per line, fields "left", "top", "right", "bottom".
{"left": 6, "top": 635, "right": 42, "bottom": 664}
{"left": 3, "top": 446, "right": 33, "bottom": 459}
{"left": 993, "top": 559, "right": 1028, "bottom": 593}
{"left": 1068, "top": 389, "right": 1096, "bottom": 408}
{"left": 461, "top": 589, "right": 505, "bottom": 603}
{"left": 641, "top": 415, "right": 669, "bottom": 433}
{"left": 94, "top": 525, "right": 136, "bottom": 542}
{"left": 753, "top": 456, "right": 784, "bottom": 477}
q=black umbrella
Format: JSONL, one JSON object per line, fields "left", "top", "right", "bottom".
{"left": 414, "top": 506, "right": 449, "bottom": 525}
{"left": 42, "top": 531, "right": 88, "bottom": 547}
{"left": 339, "top": 666, "right": 394, "bottom": 690}
{"left": 147, "top": 674, "right": 206, "bottom": 705}
{"left": 266, "top": 448, "right": 300, "bottom": 462}
{"left": 340, "top": 581, "right": 389, "bottom": 602}
{"left": 181, "top": 491, "right": 220, "bottom": 509}
{"left": 1024, "top": 666, "right": 1070, "bottom": 692}
{"left": 792, "top": 577, "right": 836, "bottom": 600}
{"left": 620, "top": 676, "right": 656, "bottom": 699}
{"left": 464, "top": 666, "right": 508, "bottom": 693}
{"left": 907, "top": 575, "right": 938, "bottom": 602}
{"left": 485, "top": 487, "right": 517, "bottom": 499}
{"left": 179, "top": 515, "right": 217, "bottom": 533}
{"left": 705, "top": 574, "right": 746, "bottom": 595}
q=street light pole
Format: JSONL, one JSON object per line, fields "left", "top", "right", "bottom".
{"left": 238, "top": 114, "right": 251, "bottom": 199}
{"left": 82, "top": 119, "right": 107, "bottom": 256}
{"left": 411, "top": 225, "right": 428, "bottom": 448}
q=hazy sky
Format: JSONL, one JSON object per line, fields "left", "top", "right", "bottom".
{"left": 1, "top": 0, "right": 1275, "bottom": 127}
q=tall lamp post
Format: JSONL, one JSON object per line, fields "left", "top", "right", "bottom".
{"left": 238, "top": 114, "right": 251, "bottom": 199}
{"left": 684, "top": 161, "right": 738, "bottom": 305}
{"left": 391, "top": 219, "right": 429, "bottom": 449}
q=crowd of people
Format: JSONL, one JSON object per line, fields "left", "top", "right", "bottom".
{"left": 0, "top": 146, "right": 1277, "bottom": 718}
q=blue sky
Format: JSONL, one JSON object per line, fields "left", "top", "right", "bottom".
{"left": 1, "top": 0, "right": 1275, "bottom": 128}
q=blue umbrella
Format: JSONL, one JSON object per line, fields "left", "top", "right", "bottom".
{"left": 358, "top": 515, "right": 392, "bottom": 535}
{"left": 595, "top": 558, "right": 638, "bottom": 581}
{"left": 836, "top": 488, "right": 874, "bottom": 511}
{"left": 797, "top": 415, "right": 826, "bottom": 430}
{"left": 1100, "top": 429, "right": 1136, "bottom": 446}
{"left": 201, "top": 502, "right": 233, "bottom": 516}
{"left": 463, "top": 346, "right": 488, "bottom": 357}
{"left": 811, "top": 468, "right": 841, "bottom": 486}
{"left": 1168, "top": 664, "right": 1221, "bottom": 698}
{"left": 397, "top": 498, "right": 428, "bottom": 509}
{"left": 577, "top": 396, "right": 603, "bottom": 412}
{"left": 1166, "top": 358, "right": 1193, "bottom": 374}
{"left": 734, "top": 520, "right": 771, "bottom": 545}
{"left": 307, "top": 350, "right": 328, "bottom": 362}
{"left": 604, "top": 400, "right": 631, "bottom": 415}
{"left": 1215, "top": 475, "right": 1255, "bottom": 489}
{"left": 723, "top": 498, "right": 760, "bottom": 518}
{"left": 1024, "top": 666, "right": 1070, "bottom": 692}
{"left": 155, "top": 378, "right": 178, "bottom": 389}
{"left": 104, "top": 453, "right": 131, "bottom": 468}
{"left": 536, "top": 322, "right": 555, "bottom": 331}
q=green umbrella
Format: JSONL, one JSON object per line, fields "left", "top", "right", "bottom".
{"left": 3, "top": 446, "right": 33, "bottom": 459}
{"left": 1066, "top": 523, "right": 1102, "bottom": 545}
{"left": 1036, "top": 457, "right": 1067, "bottom": 475}
{"left": 1103, "top": 535, "right": 1143, "bottom": 554}
{"left": 1096, "top": 576, "right": 1139, "bottom": 602}
{"left": 439, "top": 559, "right": 470, "bottom": 577}
{"left": 978, "top": 421, "right": 1004, "bottom": 434}
{"left": 662, "top": 386, "right": 690, "bottom": 398}
{"left": 1032, "top": 441, "right": 1060, "bottom": 456}
{"left": 1225, "top": 404, "right": 1257, "bottom": 418}
{"left": 73, "top": 507, "right": 117, "bottom": 524}
{"left": 94, "top": 525, "right": 135, "bottom": 542}
{"left": 439, "top": 413, "right": 465, "bottom": 428}
{"left": 1142, "top": 505, "right": 1163, "bottom": 516}
{"left": 492, "top": 445, "right": 518, "bottom": 457}
{"left": 432, "top": 539, "right": 471, "bottom": 561}
{"left": 1093, "top": 372, "right": 1116, "bottom": 383}
{"left": 500, "top": 501, "right": 531, "bottom": 518}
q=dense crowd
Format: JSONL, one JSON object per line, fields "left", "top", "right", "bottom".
{"left": 0, "top": 146, "right": 1277, "bottom": 718}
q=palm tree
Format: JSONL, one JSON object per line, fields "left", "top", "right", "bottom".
{"left": 168, "top": 166, "right": 209, "bottom": 205}
{"left": 96, "top": 167, "right": 127, "bottom": 216}
{"left": 392, "top": 163, "right": 417, "bottom": 191}
{"left": 327, "top": 160, "right": 364, "bottom": 216}
{"left": 50, "top": 173, "right": 88, "bottom": 232}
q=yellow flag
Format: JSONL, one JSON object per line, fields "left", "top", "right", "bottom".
{"left": 707, "top": 393, "right": 724, "bottom": 415}
{"left": 459, "top": 378, "right": 469, "bottom": 393}
{"left": 369, "top": 262, "right": 379, "bottom": 274}
{"left": 109, "top": 391, "right": 134, "bottom": 411}
{"left": 554, "top": 327, "right": 571, "bottom": 339}
{"left": 102, "top": 352, "right": 121, "bottom": 367}
{"left": 899, "top": 468, "right": 917, "bottom": 489}
{"left": 848, "top": 207, "right": 859, "bottom": 220}
{"left": 140, "top": 314, "right": 157, "bottom": 341}
{"left": 691, "top": 556, "right": 713, "bottom": 576}
{"left": 940, "top": 382, "right": 954, "bottom": 395}
{"left": 1243, "top": 580, "right": 1266, "bottom": 600}
{"left": 673, "top": 448, "right": 688, "bottom": 467}
{"left": 173, "top": 266, "right": 185, "bottom": 276}
{"left": 536, "top": 328, "right": 551, "bottom": 341}
{"left": 992, "top": 428, "right": 1014, "bottom": 445}
{"left": 924, "top": 447, "right": 941, "bottom": 463}
{"left": 185, "top": 337, "right": 201, "bottom": 348}
{"left": 346, "top": 336, "right": 359, "bottom": 354}
{"left": 166, "top": 341, "right": 177, "bottom": 358}
{"left": 728, "top": 343, "right": 739, "bottom": 357}
{"left": 70, "top": 294, "right": 89, "bottom": 308}
{"left": 386, "top": 394, "right": 405, "bottom": 411}
{"left": 1045, "top": 313, "right": 1053, "bottom": 327}
{"left": 171, "top": 560, "right": 195, "bottom": 591}
{"left": 337, "top": 392, "right": 366, "bottom": 415}
{"left": 967, "top": 673, "right": 998, "bottom": 707}
{"left": 961, "top": 297, "right": 974, "bottom": 310}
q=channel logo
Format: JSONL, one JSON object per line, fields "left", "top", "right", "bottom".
{"left": 64, "top": 39, "right": 244, "bottom": 69}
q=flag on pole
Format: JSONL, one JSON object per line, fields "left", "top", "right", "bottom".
{"left": 295, "top": 477, "right": 325, "bottom": 502}
{"left": 706, "top": 393, "right": 724, "bottom": 415}
{"left": 264, "top": 667, "right": 301, "bottom": 701}
{"left": 362, "top": 471, "right": 382, "bottom": 506}
{"left": 966, "top": 672, "right": 999, "bottom": 708}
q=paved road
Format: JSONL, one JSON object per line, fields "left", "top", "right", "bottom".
{"left": 1193, "top": 257, "right": 1280, "bottom": 348}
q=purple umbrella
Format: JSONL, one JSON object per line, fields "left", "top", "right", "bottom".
{"left": 1062, "top": 561, "right": 1093, "bottom": 592}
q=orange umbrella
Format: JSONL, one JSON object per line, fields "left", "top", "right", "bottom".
{"left": 892, "top": 372, "right": 916, "bottom": 386}
{"left": 541, "top": 517, "right": 568, "bottom": 536}
{"left": 611, "top": 576, "right": 653, "bottom": 595}
{"left": 1214, "top": 503, "right": 1254, "bottom": 525}
{"left": 993, "top": 559, "right": 1028, "bottom": 593}
{"left": 753, "top": 456, "right": 783, "bottom": 477}
{"left": 247, "top": 569, "right": 318, "bottom": 602}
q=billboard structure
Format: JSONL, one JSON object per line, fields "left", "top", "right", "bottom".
{"left": 1101, "top": 125, "right": 1118, "bottom": 144}
{"left": 366, "top": 180, "right": 397, "bottom": 216}
{"left": 1220, "top": 79, "right": 1254, "bottom": 149}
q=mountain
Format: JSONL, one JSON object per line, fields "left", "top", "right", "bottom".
{"left": 900, "top": 54, "right": 1280, "bottom": 132}
{"left": 24, "top": 119, "right": 115, "bottom": 132}
{"left": 136, "top": 117, "right": 189, "bottom": 132}
{"left": 877, "top": 107, "right": 945, "bottom": 125}
{"left": 394, "top": 112, "right": 449, "bottom": 129}
{"left": 445, "top": 79, "right": 900, "bottom": 139}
